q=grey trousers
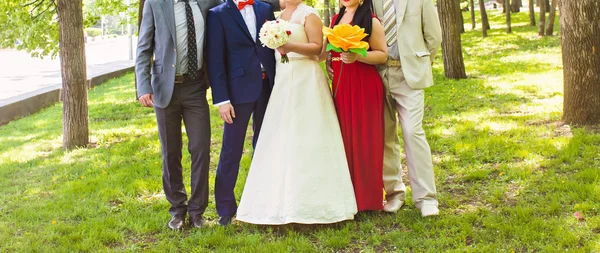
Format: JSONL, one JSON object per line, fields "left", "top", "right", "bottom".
{"left": 379, "top": 64, "right": 438, "bottom": 208}
{"left": 154, "top": 79, "right": 211, "bottom": 217}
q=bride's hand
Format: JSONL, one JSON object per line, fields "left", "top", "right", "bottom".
{"left": 341, "top": 52, "right": 359, "bottom": 64}
{"left": 276, "top": 43, "right": 293, "bottom": 55}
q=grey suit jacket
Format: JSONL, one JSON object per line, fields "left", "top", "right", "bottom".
{"left": 373, "top": 0, "right": 442, "bottom": 89}
{"left": 136, "top": 0, "right": 281, "bottom": 108}
{"left": 135, "top": 0, "right": 222, "bottom": 108}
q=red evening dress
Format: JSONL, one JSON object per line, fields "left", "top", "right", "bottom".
{"left": 330, "top": 14, "right": 384, "bottom": 211}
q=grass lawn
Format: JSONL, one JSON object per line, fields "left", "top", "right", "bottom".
{"left": 1, "top": 10, "right": 599, "bottom": 252}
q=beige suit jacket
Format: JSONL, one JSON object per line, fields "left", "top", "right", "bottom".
{"left": 374, "top": 0, "right": 442, "bottom": 89}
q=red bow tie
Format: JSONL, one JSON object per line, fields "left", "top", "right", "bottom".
{"left": 237, "top": 0, "right": 254, "bottom": 10}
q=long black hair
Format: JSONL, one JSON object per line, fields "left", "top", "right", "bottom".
{"left": 333, "top": 0, "right": 375, "bottom": 39}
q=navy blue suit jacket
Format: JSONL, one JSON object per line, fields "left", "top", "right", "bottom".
{"left": 207, "top": 0, "right": 276, "bottom": 105}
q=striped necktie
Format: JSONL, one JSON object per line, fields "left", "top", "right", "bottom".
{"left": 383, "top": 0, "right": 397, "bottom": 46}
{"left": 182, "top": 0, "right": 198, "bottom": 80}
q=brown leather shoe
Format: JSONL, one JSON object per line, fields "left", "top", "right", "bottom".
{"left": 168, "top": 214, "right": 185, "bottom": 230}
{"left": 189, "top": 214, "right": 205, "bottom": 228}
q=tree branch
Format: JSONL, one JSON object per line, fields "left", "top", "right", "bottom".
{"left": 22, "top": 0, "right": 45, "bottom": 7}
{"left": 33, "top": 1, "right": 57, "bottom": 19}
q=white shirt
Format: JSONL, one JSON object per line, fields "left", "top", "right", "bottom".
{"left": 174, "top": 0, "right": 205, "bottom": 75}
{"left": 215, "top": 0, "right": 257, "bottom": 106}
{"left": 235, "top": 0, "right": 258, "bottom": 42}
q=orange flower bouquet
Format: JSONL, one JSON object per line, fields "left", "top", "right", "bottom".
{"left": 323, "top": 24, "right": 370, "bottom": 98}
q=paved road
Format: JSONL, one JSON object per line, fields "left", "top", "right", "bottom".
{"left": 0, "top": 36, "right": 137, "bottom": 102}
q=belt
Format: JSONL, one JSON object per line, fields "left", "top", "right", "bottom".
{"left": 175, "top": 74, "right": 190, "bottom": 84}
{"left": 387, "top": 59, "right": 401, "bottom": 67}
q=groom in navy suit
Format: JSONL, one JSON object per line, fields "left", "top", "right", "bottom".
{"left": 206, "top": 0, "right": 277, "bottom": 226}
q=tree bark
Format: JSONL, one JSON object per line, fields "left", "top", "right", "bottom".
{"left": 560, "top": 0, "right": 600, "bottom": 126}
{"left": 478, "top": 0, "right": 488, "bottom": 37}
{"left": 511, "top": 0, "right": 521, "bottom": 12}
{"left": 324, "top": 0, "right": 331, "bottom": 27}
{"left": 479, "top": 0, "right": 491, "bottom": 29}
{"left": 538, "top": 0, "right": 546, "bottom": 36}
{"left": 505, "top": 0, "right": 512, "bottom": 33}
{"left": 545, "top": 0, "right": 557, "bottom": 36}
{"left": 458, "top": 0, "right": 465, "bottom": 33}
{"left": 469, "top": 0, "right": 476, "bottom": 30}
{"left": 529, "top": 0, "right": 536, "bottom": 26}
{"left": 57, "top": 0, "right": 89, "bottom": 149}
{"left": 438, "top": 0, "right": 467, "bottom": 79}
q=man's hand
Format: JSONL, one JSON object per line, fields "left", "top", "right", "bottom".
{"left": 341, "top": 52, "right": 359, "bottom": 64}
{"left": 138, "top": 94, "right": 154, "bottom": 107}
{"left": 219, "top": 103, "right": 236, "bottom": 124}
{"left": 326, "top": 54, "right": 334, "bottom": 80}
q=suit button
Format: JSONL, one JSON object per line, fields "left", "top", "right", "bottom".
{"left": 172, "top": 64, "right": 175, "bottom": 68}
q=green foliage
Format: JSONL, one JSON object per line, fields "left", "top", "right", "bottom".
{"left": 85, "top": 27, "right": 102, "bottom": 37}
{"left": 0, "top": 0, "right": 137, "bottom": 58}
{"left": 0, "top": 0, "right": 60, "bottom": 58}
{"left": 1, "top": 10, "right": 597, "bottom": 253}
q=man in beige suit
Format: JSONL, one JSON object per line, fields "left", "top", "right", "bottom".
{"left": 373, "top": 0, "right": 442, "bottom": 216}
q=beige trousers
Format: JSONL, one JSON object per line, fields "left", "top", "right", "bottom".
{"left": 379, "top": 65, "right": 438, "bottom": 208}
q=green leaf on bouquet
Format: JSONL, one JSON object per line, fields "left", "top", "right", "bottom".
{"left": 349, "top": 48, "right": 368, "bottom": 58}
{"left": 326, "top": 43, "right": 344, "bottom": 53}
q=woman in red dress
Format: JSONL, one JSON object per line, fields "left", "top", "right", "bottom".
{"left": 324, "top": 0, "right": 388, "bottom": 211}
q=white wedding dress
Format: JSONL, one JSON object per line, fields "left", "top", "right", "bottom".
{"left": 236, "top": 4, "right": 358, "bottom": 225}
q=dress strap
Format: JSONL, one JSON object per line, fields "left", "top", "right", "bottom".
{"left": 331, "top": 14, "right": 339, "bottom": 28}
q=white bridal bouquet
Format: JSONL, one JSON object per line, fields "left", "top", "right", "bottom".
{"left": 259, "top": 19, "right": 292, "bottom": 63}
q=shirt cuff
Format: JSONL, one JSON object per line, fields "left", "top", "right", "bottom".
{"left": 214, "top": 100, "right": 231, "bottom": 106}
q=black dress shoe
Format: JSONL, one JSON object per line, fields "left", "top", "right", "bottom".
{"left": 168, "top": 214, "right": 186, "bottom": 230}
{"left": 218, "top": 216, "right": 232, "bottom": 226}
{"left": 189, "top": 214, "right": 205, "bottom": 228}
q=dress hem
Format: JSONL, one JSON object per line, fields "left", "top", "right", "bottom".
{"left": 236, "top": 214, "right": 356, "bottom": 225}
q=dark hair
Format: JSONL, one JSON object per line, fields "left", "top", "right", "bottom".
{"left": 334, "top": 0, "right": 375, "bottom": 39}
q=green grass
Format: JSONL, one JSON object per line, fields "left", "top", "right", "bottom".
{"left": 1, "top": 10, "right": 599, "bottom": 252}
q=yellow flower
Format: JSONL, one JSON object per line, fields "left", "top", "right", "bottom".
{"left": 52, "top": 220, "right": 57, "bottom": 225}
{"left": 323, "top": 24, "right": 370, "bottom": 52}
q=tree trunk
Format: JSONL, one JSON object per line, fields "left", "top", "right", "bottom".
{"left": 511, "top": 0, "right": 521, "bottom": 12}
{"left": 324, "top": 0, "right": 331, "bottom": 27}
{"left": 560, "top": 0, "right": 600, "bottom": 126}
{"left": 529, "top": 0, "right": 536, "bottom": 26}
{"left": 469, "top": 0, "right": 476, "bottom": 30}
{"left": 538, "top": 0, "right": 546, "bottom": 36}
{"left": 479, "top": 0, "right": 491, "bottom": 30}
{"left": 545, "top": 0, "right": 557, "bottom": 35}
{"left": 458, "top": 0, "right": 465, "bottom": 33}
{"left": 57, "top": 0, "right": 89, "bottom": 149}
{"left": 438, "top": 0, "right": 467, "bottom": 79}
{"left": 505, "top": 0, "right": 512, "bottom": 33}
{"left": 479, "top": 0, "right": 488, "bottom": 37}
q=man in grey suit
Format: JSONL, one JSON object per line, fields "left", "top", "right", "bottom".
{"left": 372, "top": 0, "right": 442, "bottom": 217}
{"left": 136, "top": 0, "right": 221, "bottom": 230}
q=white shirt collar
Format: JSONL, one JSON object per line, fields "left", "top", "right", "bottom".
{"left": 233, "top": 0, "right": 250, "bottom": 5}
{"left": 174, "top": 0, "right": 195, "bottom": 4}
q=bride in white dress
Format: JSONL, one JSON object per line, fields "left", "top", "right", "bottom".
{"left": 236, "top": 2, "right": 358, "bottom": 225}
